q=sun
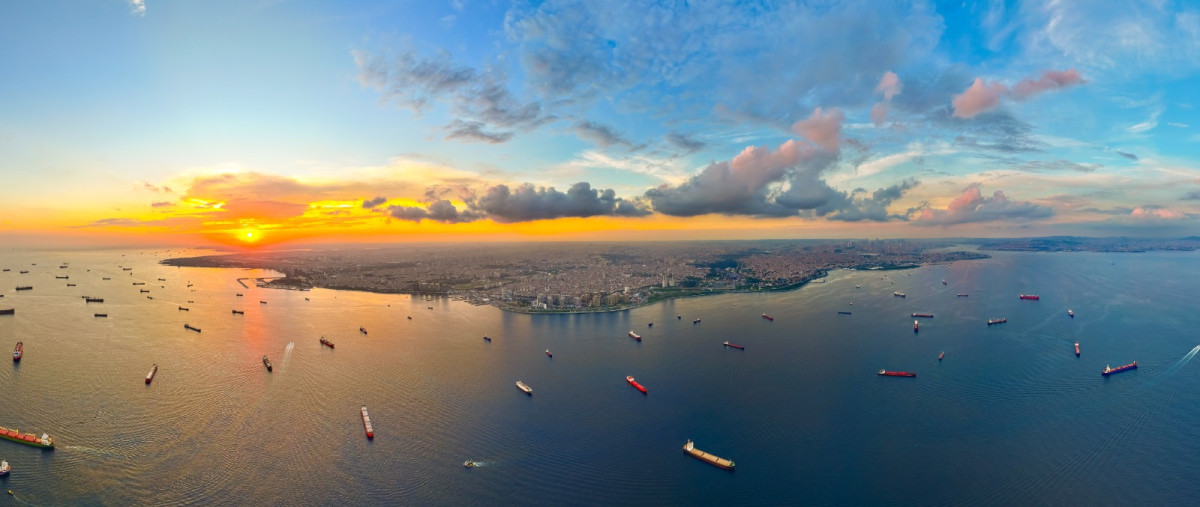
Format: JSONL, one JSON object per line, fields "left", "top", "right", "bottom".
{"left": 237, "top": 229, "right": 262, "bottom": 243}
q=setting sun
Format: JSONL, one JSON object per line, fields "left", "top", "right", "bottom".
{"left": 238, "top": 229, "right": 261, "bottom": 243}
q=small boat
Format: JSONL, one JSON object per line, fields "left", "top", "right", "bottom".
{"left": 259, "top": 300, "right": 267, "bottom": 305}
{"left": 14, "top": 286, "right": 31, "bottom": 291}
{"left": 942, "top": 280, "right": 947, "bottom": 285}
{"left": 837, "top": 311, "right": 852, "bottom": 315}
{"left": 957, "top": 294, "right": 969, "bottom": 297}
{"left": 359, "top": 327, "right": 367, "bottom": 335}
{"left": 626, "top": 375, "right": 647, "bottom": 394}
{"left": 878, "top": 369, "right": 916, "bottom": 377}
{"left": 855, "top": 284, "right": 861, "bottom": 288}
{"left": 693, "top": 318, "right": 701, "bottom": 324}
{"left": 545, "top": 349, "right": 552, "bottom": 358}
{"left": 913, "top": 320, "right": 919, "bottom": 332}
{"left": 463, "top": 460, "right": 480, "bottom": 468}
{"left": 1101, "top": 362, "right": 1137, "bottom": 376}
{"left": 911, "top": 313, "right": 934, "bottom": 318}
{"left": 407, "top": 316, "right": 412, "bottom": 320}
{"left": 361, "top": 406, "right": 374, "bottom": 438}
{"left": 987, "top": 318, "right": 1006, "bottom": 325}
{"left": 236, "top": 293, "right": 243, "bottom": 297}
{"left": 483, "top": 336, "right": 491, "bottom": 342}
{"left": 178, "top": 306, "right": 189, "bottom": 311}
{"left": 1075, "top": 342, "right": 1080, "bottom": 357}
{"left": 628, "top": 331, "right": 642, "bottom": 342}
{"left": 262, "top": 355, "right": 273, "bottom": 372}
{"left": 146, "top": 296, "right": 153, "bottom": 300}
{"left": 12, "top": 342, "right": 22, "bottom": 362}
{"left": 183, "top": 324, "right": 201, "bottom": 332}
{"left": 427, "top": 306, "right": 433, "bottom": 310}
{"left": 94, "top": 313, "right": 107, "bottom": 318}
{"left": 515, "top": 380, "right": 532, "bottom": 395}
{"left": 1068, "top": 309, "right": 1074, "bottom": 318}
{"left": 1019, "top": 294, "right": 1040, "bottom": 300}
{"left": 231, "top": 309, "right": 244, "bottom": 315}
{"left": 683, "top": 440, "right": 734, "bottom": 470}
{"left": 320, "top": 337, "right": 334, "bottom": 348}
{"left": 723, "top": 341, "right": 744, "bottom": 350}
{"left": 938, "top": 351, "right": 945, "bottom": 361}
{"left": 648, "top": 322, "right": 653, "bottom": 327}
{"left": 85, "top": 297, "right": 103, "bottom": 303}
{"left": 761, "top": 313, "right": 774, "bottom": 321}
{"left": 677, "top": 315, "right": 682, "bottom": 320}
{"left": 145, "top": 364, "right": 158, "bottom": 384}
{"left": 0, "top": 459, "right": 9, "bottom": 476}
{"left": 893, "top": 291, "right": 906, "bottom": 298}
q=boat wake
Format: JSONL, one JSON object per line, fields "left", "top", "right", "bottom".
{"left": 282, "top": 341, "right": 295, "bottom": 368}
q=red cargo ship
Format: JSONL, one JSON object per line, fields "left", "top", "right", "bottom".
{"left": 1075, "top": 342, "right": 1080, "bottom": 357}
{"left": 911, "top": 313, "right": 934, "bottom": 318}
{"left": 145, "top": 364, "right": 158, "bottom": 384}
{"left": 320, "top": 337, "right": 335, "bottom": 348}
{"left": 878, "top": 369, "right": 916, "bottom": 377}
{"left": 545, "top": 349, "right": 552, "bottom": 358}
{"left": 761, "top": 314, "right": 774, "bottom": 321}
{"left": 626, "top": 376, "right": 647, "bottom": 394}
{"left": 628, "top": 331, "right": 642, "bottom": 342}
{"left": 12, "top": 341, "right": 22, "bottom": 362}
{"left": 1019, "top": 294, "right": 1040, "bottom": 300}
{"left": 723, "top": 341, "right": 744, "bottom": 350}
{"left": 1102, "top": 362, "right": 1136, "bottom": 376}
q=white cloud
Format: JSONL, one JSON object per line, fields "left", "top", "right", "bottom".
{"left": 1127, "top": 109, "right": 1161, "bottom": 133}
{"left": 129, "top": 0, "right": 145, "bottom": 17}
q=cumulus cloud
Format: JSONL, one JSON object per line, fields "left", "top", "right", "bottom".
{"left": 361, "top": 196, "right": 388, "bottom": 209}
{"left": 871, "top": 71, "right": 902, "bottom": 126}
{"left": 142, "top": 182, "right": 173, "bottom": 193}
{"left": 664, "top": 132, "right": 705, "bottom": 154}
{"left": 388, "top": 199, "right": 480, "bottom": 223}
{"left": 1116, "top": 151, "right": 1139, "bottom": 160}
{"left": 953, "top": 69, "right": 1085, "bottom": 119}
{"left": 912, "top": 184, "right": 1053, "bottom": 225}
{"left": 573, "top": 120, "right": 632, "bottom": 148}
{"left": 1183, "top": 191, "right": 1200, "bottom": 201}
{"left": 129, "top": 0, "right": 145, "bottom": 17}
{"left": 470, "top": 182, "right": 650, "bottom": 222}
{"left": 790, "top": 108, "right": 844, "bottom": 152}
{"left": 1130, "top": 206, "right": 1186, "bottom": 220}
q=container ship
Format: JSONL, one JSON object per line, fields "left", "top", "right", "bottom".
{"left": 94, "top": 313, "right": 107, "bottom": 318}
{"left": 320, "top": 337, "right": 334, "bottom": 348}
{"left": 0, "top": 426, "right": 53, "bottom": 448}
{"left": 893, "top": 291, "right": 906, "bottom": 298}
{"left": 1019, "top": 294, "right": 1040, "bottom": 300}
{"left": 1075, "top": 342, "right": 1080, "bottom": 357}
{"left": 626, "top": 376, "right": 647, "bottom": 394}
{"left": 723, "top": 341, "right": 744, "bottom": 350}
{"left": 878, "top": 369, "right": 916, "bottom": 377}
{"left": 12, "top": 342, "right": 22, "bottom": 362}
{"left": 262, "top": 355, "right": 273, "bottom": 372}
{"left": 683, "top": 440, "right": 734, "bottom": 470}
{"left": 515, "top": 380, "right": 532, "bottom": 395}
{"left": 911, "top": 313, "right": 934, "bottom": 318}
{"left": 761, "top": 314, "right": 774, "bottom": 321}
{"left": 987, "top": 318, "right": 1007, "bottom": 325}
{"left": 145, "top": 364, "right": 158, "bottom": 384}
{"left": 628, "top": 331, "right": 642, "bottom": 342}
{"left": 1101, "top": 362, "right": 1136, "bottom": 376}
{"left": 360, "top": 406, "right": 374, "bottom": 439}
{"left": 183, "top": 324, "right": 201, "bottom": 332}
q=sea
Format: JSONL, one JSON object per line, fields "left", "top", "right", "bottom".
{"left": 1, "top": 247, "right": 1200, "bottom": 505}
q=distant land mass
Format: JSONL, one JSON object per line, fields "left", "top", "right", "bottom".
{"left": 161, "top": 237, "right": 1197, "bottom": 314}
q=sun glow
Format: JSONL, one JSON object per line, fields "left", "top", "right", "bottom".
{"left": 237, "top": 228, "right": 261, "bottom": 243}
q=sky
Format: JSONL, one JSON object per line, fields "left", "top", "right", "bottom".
{"left": 1, "top": 0, "right": 1198, "bottom": 248}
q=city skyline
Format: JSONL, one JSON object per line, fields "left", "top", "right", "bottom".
{"left": 2, "top": 0, "right": 1198, "bottom": 248}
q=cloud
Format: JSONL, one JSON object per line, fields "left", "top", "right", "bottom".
{"left": 470, "top": 182, "right": 650, "bottom": 222}
{"left": 445, "top": 120, "right": 514, "bottom": 144}
{"left": 143, "top": 182, "right": 173, "bottom": 193}
{"left": 1167, "top": 122, "right": 1189, "bottom": 128}
{"left": 573, "top": 120, "right": 631, "bottom": 148}
{"left": 151, "top": 201, "right": 174, "bottom": 208}
{"left": 876, "top": 71, "right": 903, "bottom": 101}
{"left": 664, "top": 132, "right": 705, "bottom": 154}
{"left": 790, "top": 108, "right": 844, "bottom": 151}
{"left": 1116, "top": 151, "right": 1139, "bottom": 160}
{"left": 1130, "top": 206, "right": 1186, "bottom": 220}
{"left": 1183, "top": 191, "right": 1200, "bottom": 201}
{"left": 912, "top": 184, "right": 1053, "bottom": 225}
{"left": 388, "top": 199, "right": 479, "bottom": 223}
{"left": 128, "top": 0, "right": 145, "bottom": 17}
{"left": 361, "top": 196, "right": 388, "bottom": 209}
{"left": 870, "top": 102, "right": 891, "bottom": 126}
{"left": 1127, "top": 109, "right": 1161, "bottom": 133}
{"left": 1013, "top": 159, "right": 1101, "bottom": 173}
{"left": 952, "top": 69, "right": 1085, "bottom": 119}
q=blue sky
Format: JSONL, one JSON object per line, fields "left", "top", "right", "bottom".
{"left": 1, "top": 0, "right": 1197, "bottom": 245}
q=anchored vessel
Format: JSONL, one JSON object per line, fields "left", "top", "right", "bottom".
{"left": 1102, "top": 362, "right": 1137, "bottom": 376}
{"left": 1068, "top": 309, "right": 1074, "bottom": 318}
{"left": 0, "top": 309, "right": 12, "bottom": 316}
{"left": 761, "top": 313, "right": 774, "bottom": 321}
{"left": 183, "top": 324, "right": 201, "bottom": 332}
{"left": 545, "top": 349, "right": 552, "bottom": 358}
{"left": 683, "top": 440, "right": 735, "bottom": 470}
{"left": 912, "top": 313, "right": 934, "bottom": 318}
{"left": 482, "top": 336, "right": 491, "bottom": 342}
{"left": 94, "top": 313, "right": 107, "bottom": 318}
{"left": 231, "top": 310, "right": 244, "bottom": 315}
{"left": 1075, "top": 342, "right": 1080, "bottom": 357}
{"left": 628, "top": 331, "right": 642, "bottom": 342}
{"left": 957, "top": 294, "right": 969, "bottom": 297}
{"left": 515, "top": 380, "right": 532, "bottom": 395}
{"left": 1019, "top": 294, "right": 1040, "bottom": 300}
{"left": 145, "top": 364, "right": 158, "bottom": 384}
{"left": 0, "top": 426, "right": 53, "bottom": 448}
{"left": 723, "top": 341, "right": 744, "bottom": 350}
{"left": 893, "top": 291, "right": 906, "bottom": 298}
{"left": 913, "top": 320, "right": 919, "bottom": 332}
{"left": 12, "top": 342, "right": 22, "bottom": 362}
{"left": 693, "top": 318, "right": 701, "bottom": 324}
{"left": 15, "top": 286, "right": 32, "bottom": 291}
{"left": 938, "top": 351, "right": 945, "bottom": 361}
{"left": 626, "top": 375, "right": 647, "bottom": 394}
{"left": 987, "top": 318, "right": 1007, "bottom": 325}
{"left": 0, "top": 459, "right": 9, "bottom": 476}
{"left": 878, "top": 369, "right": 916, "bottom": 377}
{"left": 262, "top": 356, "right": 273, "bottom": 372}
{"left": 359, "top": 327, "right": 367, "bottom": 335}
{"left": 320, "top": 337, "right": 334, "bottom": 348}
{"left": 85, "top": 297, "right": 103, "bottom": 303}
{"left": 838, "top": 311, "right": 852, "bottom": 315}
{"left": 361, "top": 406, "right": 374, "bottom": 439}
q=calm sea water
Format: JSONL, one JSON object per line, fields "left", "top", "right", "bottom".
{"left": 2, "top": 247, "right": 1200, "bottom": 505}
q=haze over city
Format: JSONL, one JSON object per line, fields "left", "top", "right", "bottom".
{"left": 2, "top": 0, "right": 1197, "bottom": 248}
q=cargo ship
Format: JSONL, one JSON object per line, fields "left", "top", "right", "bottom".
{"left": 183, "top": 324, "right": 201, "bottom": 332}
{"left": 231, "top": 310, "right": 244, "bottom": 315}
{"left": 54, "top": 275, "right": 68, "bottom": 279}
{"left": 177, "top": 306, "right": 189, "bottom": 311}
{"left": 236, "top": 293, "right": 243, "bottom": 297}
{"left": 122, "top": 267, "right": 132, "bottom": 271}
{"left": 957, "top": 294, "right": 969, "bottom": 297}
{"left": 139, "top": 289, "right": 150, "bottom": 293}
{"left": 723, "top": 341, "right": 744, "bottom": 350}
{"left": 483, "top": 336, "right": 491, "bottom": 342}
{"left": 761, "top": 313, "right": 774, "bottom": 321}
{"left": 15, "top": 286, "right": 31, "bottom": 291}
{"left": 66, "top": 283, "right": 76, "bottom": 287}
{"left": 938, "top": 351, "right": 945, "bottom": 361}
{"left": 359, "top": 327, "right": 367, "bottom": 335}
{"left": 878, "top": 369, "right": 916, "bottom": 377}
{"left": 360, "top": 406, "right": 374, "bottom": 438}
{"left": 12, "top": 342, "right": 22, "bottom": 362}
{"left": 1102, "top": 362, "right": 1136, "bottom": 376}
{"left": 987, "top": 318, "right": 1007, "bottom": 325}
{"left": 320, "top": 337, "right": 334, "bottom": 348}
{"left": 94, "top": 313, "right": 107, "bottom": 318}
{"left": 911, "top": 313, "right": 934, "bottom": 318}
{"left": 1075, "top": 342, "right": 1080, "bottom": 357}
{"left": 837, "top": 311, "right": 852, "bottom": 315}
{"left": 0, "top": 426, "right": 53, "bottom": 448}
{"left": 0, "top": 459, "right": 9, "bottom": 476}
{"left": 85, "top": 297, "right": 103, "bottom": 303}
{"left": 18, "top": 271, "right": 28, "bottom": 274}
{"left": 262, "top": 355, "right": 273, "bottom": 372}
{"left": 626, "top": 375, "right": 647, "bottom": 394}
{"left": 145, "top": 364, "right": 158, "bottom": 384}
{"left": 132, "top": 282, "right": 144, "bottom": 286}
{"left": 260, "top": 300, "right": 267, "bottom": 305}
{"left": 0, "top": 309, "right": 13, "bottom": 316}
{"left": 913, "top": 320, "right": 919, "bottom": 332}
{"left": 693, "top": 318, "right": 701, "bottom": 324}
{"left": 1019, "top": 294, "right": 1040, "bottom": 300}
{"left": 545, "top": 349, "right": 552, "bottom": 358}
{"left": 1068, "top": 309, "right": 1074, "bottom": 318}
{"left": 628, "top": 331, "right": 642, "bottom": 342}
{"left": 683, "top": 440, "right": 734, "bottom": 470}
{"left": 893, "top": 291, "right": 906, "bottom": 298}
{"left": 515, "top": 380, "right": 532, "bottom": 395}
